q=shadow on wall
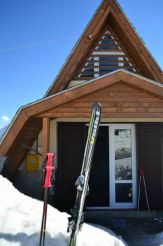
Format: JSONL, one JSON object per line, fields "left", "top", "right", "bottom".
{"left": 11, "top": 171, "right": 44, "bottom": 201}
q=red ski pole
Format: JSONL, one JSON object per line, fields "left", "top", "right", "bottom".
{"left": 138, "top": 168, "right": 151, "bottom": 218}
{"left": 39, "top": 153, "right": 55, "bottom": 246}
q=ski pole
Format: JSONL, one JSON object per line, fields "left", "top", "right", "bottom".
{"left": 137, "top": 172, "right": 141, "bottom": 212}
{"left": 141, "top": 169, "right": 151, "bottom": 218}
{"left": 138, "top": 169, "right": 151, "bottom": 218}
{"left": 39, "top": 152, "right": 55, "bottom": 246}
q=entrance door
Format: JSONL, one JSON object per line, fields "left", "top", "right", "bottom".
{"left": 109, "top": 124, "right": 136, "bottom": 209}
{"left": 87, "top": 126, "right": 109, "bottom": 208}
{"left": 87, "top": 124, "right": 136, "bottom": 209}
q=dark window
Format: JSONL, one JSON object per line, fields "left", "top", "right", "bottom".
{"left": 97, "top": 46, "right": 117, "bottom": 50}
{"left": 80, "top": 73, "right": 94, "bottom": 78}
{"left": 99, "top": 56, "right": 119, "bottom": 61}
{"left": 116, "top": 183, "right": 133, "bottom": 203}
{"left": 100, "top": 40, "right": 116, "bottom": 45}
{"left": 83, "top": 68, "right": 94, "bottom": 72}
{"left": 100, "top": 67, "right": 118, "bottom": 71}
{"left": 99, "top": 62, "right": 118, "bottom": 66}
{"left": 80, "top": 68, "right": 94, "bottom": 77}
{"left": 86, "top": 61, "right": 94, "bottom": 66}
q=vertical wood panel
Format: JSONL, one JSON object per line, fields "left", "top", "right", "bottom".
{"left": 55, "top": 123, "right": 85, "bottom": 211}
{"left": 42, "top": 118, "right": 50, "bottom": 161}
{"left": 136, "top": 123, "right": 163, "bottom": 209}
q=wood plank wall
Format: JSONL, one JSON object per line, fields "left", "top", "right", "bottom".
{"left": 38, "top": 82, "right": 163, "bottom": 119}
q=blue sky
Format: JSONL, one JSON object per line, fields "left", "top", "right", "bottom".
{"left": 0, "top": 0, "right": 163, "bottom": 128}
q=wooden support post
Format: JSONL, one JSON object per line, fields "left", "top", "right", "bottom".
{"left": 42, "top": 117, "right": 50, "bottom": 161}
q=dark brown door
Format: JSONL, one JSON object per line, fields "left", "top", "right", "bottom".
{"left": 86, "top": 126, "right": 109, "bottom": 207}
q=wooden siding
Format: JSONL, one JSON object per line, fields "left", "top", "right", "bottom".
{"left": 136, "top": 123, "right": 163, "bottom": 209}
{"left": 39, "top": 82, "right": 163, "bottom": 118}
{"left": 42, "top": 117, "right": 50, "bottom": 160}
{"left": 2, "top": 72, "right": 163, "bottom": 178}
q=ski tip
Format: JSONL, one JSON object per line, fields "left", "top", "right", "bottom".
{"left": 92, "top": 102, "right": 102, "bottom": 109}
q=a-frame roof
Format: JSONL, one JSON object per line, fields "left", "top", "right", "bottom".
{"left": 45, "top": 0, "right": 163, "bottom": 97}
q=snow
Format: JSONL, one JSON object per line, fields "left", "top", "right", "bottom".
{"left": 0, "top": 175, "right": 126, "bottom": 246}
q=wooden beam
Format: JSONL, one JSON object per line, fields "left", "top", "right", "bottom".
{"left": 42, "top": 117, "right": 50, "bottom": 161}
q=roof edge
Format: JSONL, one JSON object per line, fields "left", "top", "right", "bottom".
{"left": 44, "top": 0, "right": 105, "bottom": 97}
{"left": 44, "top": 0, "right": 163, "bottom": 97}
{"left": 110, "top": 1, "right": 163, "bottom": 76}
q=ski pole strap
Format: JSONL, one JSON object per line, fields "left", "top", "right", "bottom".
{"left": 43, "top": 153, "right": 55, "bottom": 188}
{"left": 139, "top": 168, "right": 144, "bottom": 176}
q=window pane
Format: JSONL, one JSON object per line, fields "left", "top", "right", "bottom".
{"left": 97, "top": 46, "right": 117, "bottom": 50}
{"left": 86, "top": 61, "right": 94, "bottom": 66}
{"left": 114, "top": 129, "right": 132, "bottom": 180}
{"left": 116, "top": 183, "right": 133, "bottom": 203}
{"left": 99, "top": 71, "right": 115, "bottom": 76}
{"left": 99, "top": 62, "right": 118, "bottom": 66}
{"left": 80, "top": 73, "right": 94, "bottom": 77}
{"left": 100, "top": 67, "right": 118, "bottom": 71}
{"left": 99, "top": 56, "right": 118, "bottom": 61}
{"left": 83, "top": 68, "right": 94, "bottom": 72}
{"left": 101, "top": 40, "right": 115, "bottom": 45}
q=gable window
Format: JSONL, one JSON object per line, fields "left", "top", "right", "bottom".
{"left": 75, "top": 27, "right": 137, "bottom": 80}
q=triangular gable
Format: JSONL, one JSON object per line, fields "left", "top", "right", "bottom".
{"left": 72, "top": 26, "right": 137, "bottom": 83}
{"left": 45, "top": 0, "right": 163, "bottom": 96}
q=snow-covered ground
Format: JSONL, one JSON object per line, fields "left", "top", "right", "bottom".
{"left": 0, "top": 175, "right": 163, "bottom": 246}
{"left": 0, "top": 175, "right": 126, "bottom": 246}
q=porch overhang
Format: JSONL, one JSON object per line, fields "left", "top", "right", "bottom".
{"left": 1, "top": 69, "right": 163, "bottom": 177}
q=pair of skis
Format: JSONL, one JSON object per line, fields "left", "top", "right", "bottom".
{"left": 67, "top": 102, "right": 102, "bottom": 246}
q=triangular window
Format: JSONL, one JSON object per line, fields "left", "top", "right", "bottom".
{"left": 74, "top": 27, "right": 137, "bottom": 81}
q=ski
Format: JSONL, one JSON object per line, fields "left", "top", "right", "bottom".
{"left": 67, "top": 102, "right": 102, "bottom": 246}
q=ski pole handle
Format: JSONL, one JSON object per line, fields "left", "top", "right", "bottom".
{"left": 139, "top": 168, "right": 144, "bottom": 176}
{"left": 44, "top": 153, "right": 55, "bottom": 188}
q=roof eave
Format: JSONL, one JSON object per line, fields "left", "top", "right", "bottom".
{"left": 1, "top": 68, "right": 163, "bottom": 154}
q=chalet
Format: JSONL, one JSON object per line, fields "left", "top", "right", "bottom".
{"left": 0, "top": 0, "right": 163, "bottom": 212}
